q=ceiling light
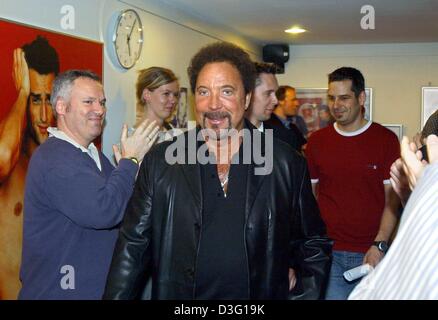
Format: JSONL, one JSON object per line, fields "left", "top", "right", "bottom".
{"left": 285, "top": 27, "right": 306, "bottom": 34}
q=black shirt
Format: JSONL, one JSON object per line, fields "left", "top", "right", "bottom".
{"left": 194, "top": 147, "right": 249, "bottom": 299}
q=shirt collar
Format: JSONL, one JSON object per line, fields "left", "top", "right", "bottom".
{"left": 333, "top": 120, "right": 372, "bottom": 137}
{"left": 276, "top": 114, "right": 292, "bottom": 129}
{"left": 257, "top": 122, "right": 264, "bottom": 132}
{"left": 48, "top": 127, "right": 96, "bottom": 152}
{"left": 47, "top": 127, "right": 101, "bottom": 170}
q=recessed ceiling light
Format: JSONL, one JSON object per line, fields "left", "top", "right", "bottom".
{"left": 285, "top": 27, "right": 306, "bottom": 34}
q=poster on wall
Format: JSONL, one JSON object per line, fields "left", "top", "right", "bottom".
{"left": 295, "top": 87, "right": 373, "bottom": 138}
{"left": 0, "top": 18, "right": 103, "bottom": 300}
{"left": 295, "top": 88, "right": 332, "bottom": 138}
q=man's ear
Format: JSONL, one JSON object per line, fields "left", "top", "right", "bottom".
{"left": 55, "top": 98, "right": 67, "bottom": 116}
{"left": 358, "top": 90, "right": 366, "bottom": 107}
{"left": 244, "top": 92, "right": 252, "bottom": 111}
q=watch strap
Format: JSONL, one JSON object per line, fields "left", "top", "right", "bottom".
{"left": 373, "top": 241, "right": 388, "bottom": 254}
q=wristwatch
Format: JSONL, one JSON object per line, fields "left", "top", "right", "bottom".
{"left": 127, "top": 157, "right": 139, "bottom": 165}
{"left": 373, "top": 241, "right": 388, "bottom": 254}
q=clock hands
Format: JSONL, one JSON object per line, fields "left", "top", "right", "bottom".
{"left": 128, "top": 20, "right": 136, "bottom": 39}
{"left": 126, "top": 20, "right": 137, "bottom": 57}
{"left": 127, "top": 37, "right": 131, "bottom": 57}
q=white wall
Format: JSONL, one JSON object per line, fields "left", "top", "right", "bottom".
{"left": 1, "top": 0, "right": 261, "bottom": 159}
{"left": 278, "top": 43, "right": 438, "bottom": 138}
{"left": 4, "top": 1, "right": 435, "bottom": 147}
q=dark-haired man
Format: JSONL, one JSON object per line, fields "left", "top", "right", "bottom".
{"left": 245, "top": 62, "right": 278, "bottom": 130}
{"left": 305, "top": 67, "right": 400, "bottom": 299}
{"left": 0, "top": 36, "right": 59, "bottom": 299}
{"left": 246, "top": 63, "right": 306, "bottom": 156}
{"left": 104, "top": 42, "right": 332, "bottom": 300}
{"left": 264, "top": 85, "right": 306, "bottom": 152}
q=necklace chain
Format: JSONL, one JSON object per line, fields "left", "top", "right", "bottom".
{"left": 220, "top": 173, "right": 229, "bottom": 197}
{"left": 220, "top": 175, "right": 229, "bottom": 188}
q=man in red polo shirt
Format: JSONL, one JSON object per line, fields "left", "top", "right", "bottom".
{"left": 305, "top": 67, "right": 400, "bottom": 300}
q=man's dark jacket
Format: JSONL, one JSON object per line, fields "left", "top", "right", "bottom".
{"left": 103, "top": 125, "right": 332, "bottom": 300}
{"left": 264, "top": 113, "right": 307, "bottom": 152}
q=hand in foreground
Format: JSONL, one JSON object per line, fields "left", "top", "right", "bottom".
{"left": 113, "top": 119, "right": 159, "bottom": 164}
{"left": 412, "top": 131, "right": 423, "bottom": 149}
{"left": 424, "top": 134, "right": 438, "bottom": 164}
{"left": 389, "top": 158, "right": 411, "bottom": 206}
{"left": 363, "top": 245, "right": 384, "bottom": 267}
{"left": 400, "top": 136, "right": 427, "bottom": 190}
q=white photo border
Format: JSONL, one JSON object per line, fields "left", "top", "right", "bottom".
{"left": 421, "top": 87, "right": 438, "bottom": 129}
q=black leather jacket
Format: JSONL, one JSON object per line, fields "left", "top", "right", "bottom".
{"left": 104, "top": 126, "right": 332, "bottom": 300}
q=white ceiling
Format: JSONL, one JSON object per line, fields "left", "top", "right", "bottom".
{"left": 159, "top": 0, "right": 438, "bottom": 45}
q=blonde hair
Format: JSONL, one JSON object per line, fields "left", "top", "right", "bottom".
{"left": 135, "top": 67, "right": 178, "bottom": 124}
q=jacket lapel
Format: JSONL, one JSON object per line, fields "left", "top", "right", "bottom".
{"left": 180, "top": 163, "right": 202, "bottom": 213}
{"left": 245, "top": 163, "right": 266, "bottom": 220}
{"left": 244, "top": 121, "right": 268, "bottom": 219}
{"left": 180, "top": 128, "right": 203, "bottom": 213}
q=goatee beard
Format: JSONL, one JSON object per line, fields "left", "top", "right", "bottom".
{"left": 202, "top": 111, "right": 232, "bottom": 140}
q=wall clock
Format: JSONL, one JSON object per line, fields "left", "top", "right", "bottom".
{"left": 112, "top": 9, "right": 143, "bottom": 69}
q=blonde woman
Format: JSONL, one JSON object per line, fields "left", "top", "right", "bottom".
{"left": 134, "top": 67, "right": 181, "bottom": 143}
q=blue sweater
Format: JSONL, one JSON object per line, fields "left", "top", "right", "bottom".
{"left": 19, "top": 137, "right": 138, "bottom": 299}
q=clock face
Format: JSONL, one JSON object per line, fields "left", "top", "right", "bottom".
{"left": 113, "top": 9, "right": 143, "bottom": 69}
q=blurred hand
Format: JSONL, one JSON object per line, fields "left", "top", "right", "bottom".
{"left": 113, "top": 119, "right": 159, "bottom": 164}
{"left": 425, "top": 134, "right": 438, "bottom": 164}
{"left": 12, "top": 48, "right": 30, "bottom": 96}
{"left": 389, "top": 158, "right": 411, "bottom": 206}
{"left": 400, "top": 136, "right": 427, "bottom": 190}
{"left": 412, "top": 132, "right": 423, "bottom": 149}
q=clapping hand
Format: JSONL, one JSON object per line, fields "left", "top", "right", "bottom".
{"left": 400, "top": 134, "right": 438, "bottom": 190}
{"left": 400, "top": 136, "right": 427, "bottom": 190}
{"left": 113, "top": 119, "right": 159, "bottom": 164}
{"left": 390, "top": 158, "right": 411, "bottom": 206}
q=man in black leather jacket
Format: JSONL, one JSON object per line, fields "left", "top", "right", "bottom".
{"left": 103, "top": 42, "right": 332, "bottom": 300}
